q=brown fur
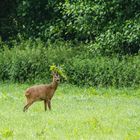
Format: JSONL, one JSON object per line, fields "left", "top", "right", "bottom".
{"left": 23, "top": 73, "right": 60, "bottom": 112}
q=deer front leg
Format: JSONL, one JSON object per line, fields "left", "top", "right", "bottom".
{"left": 48, "top": 100, "right": 51, "bottom": 110}
{"left": 44, "top": 100, "right": 47, "bottom": 111}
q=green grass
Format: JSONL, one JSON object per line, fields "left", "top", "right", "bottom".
{"left": 0, "top": 83, "right": 140, "bottom": 140}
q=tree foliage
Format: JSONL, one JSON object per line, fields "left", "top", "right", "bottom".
{"left": 0, "top": 0, "right": 140, "bottom": 54}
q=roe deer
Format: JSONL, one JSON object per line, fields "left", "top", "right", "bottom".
{"left": 23, "top": 73, "right": 60, "bottom": 112}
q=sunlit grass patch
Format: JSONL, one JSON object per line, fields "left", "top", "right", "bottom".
{"left": 0, "top": 128, "right": 13, "bottom": 139}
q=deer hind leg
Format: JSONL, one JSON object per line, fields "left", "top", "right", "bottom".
{"left": 23, "top": 99, "right": 34, "bottom": 112}
{"left": 44, "top": 100, "right": 47, "bottom": 111}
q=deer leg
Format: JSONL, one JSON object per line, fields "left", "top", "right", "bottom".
{"left": 23, "top": 101, "right": 34, "bottom": 112}
{"left": 44, "top": 100, "right": 47, "bottom": 111}
{"left": 48, "top": 100, "right": 51, "bottom": 110}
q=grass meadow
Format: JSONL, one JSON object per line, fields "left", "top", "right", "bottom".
{"left": 0, "top": 83, "right": 140, "bottom": 140}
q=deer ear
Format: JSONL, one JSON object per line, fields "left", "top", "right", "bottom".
{"left": 51, "top": 71, "right": 55, "bottom": 76}
{"left": 56, "top": 72, "right": 59, "bottom": 76}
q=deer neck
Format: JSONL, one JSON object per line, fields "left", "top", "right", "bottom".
{"left": 51, "top": 80, "right": 58, "bottom": 91}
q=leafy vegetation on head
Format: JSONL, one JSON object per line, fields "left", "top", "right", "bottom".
{"left": 50, "top": 64, "right": 67, "bottom": 80}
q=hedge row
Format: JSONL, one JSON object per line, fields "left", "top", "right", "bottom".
{"left": 0, "top": 41, "right": 139, "bottom": 87}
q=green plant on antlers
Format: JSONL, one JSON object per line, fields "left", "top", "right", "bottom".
{"left": 50, "top": 64, "right": 67, "bottom": 80}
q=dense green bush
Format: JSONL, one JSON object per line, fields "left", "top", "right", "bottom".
{"left": 0, "top": 45, "right": 49, "bottom": 83}
{"left": 0, "top": 40, "right": 139, "bottom": 87}
{"left": 0, "top": 40, "right": 74, "bottom": 83}
{"left": 66, "top": 56, "right": 140, "bottom": 87}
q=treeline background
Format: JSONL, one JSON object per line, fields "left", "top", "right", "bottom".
{"left": 0, "top": 0, "right": 140, "bottom": 87}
